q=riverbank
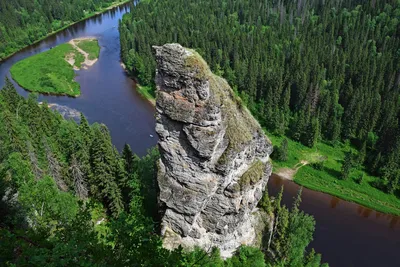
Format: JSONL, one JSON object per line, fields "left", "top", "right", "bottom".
{"left": 10, "top": 38, "right": 100, "bottom": 97}
{"left": 136, "top": 85, "right": 156, "bottom": 105}
{"left": 69, "top": 38, "right": 100, "bottom": 69}
{"left": 1, "top": 6, "right": 398, "bottom": 265}
{"left": 128, "top": 71, "right": 400, "bottom": 216}
{"left": 120, "top": 62, "right": 156, "bottom": 105}
{"left": 268, "top": 133, "right": 400, "bottom": 216}
{"left": 0, "top": 0, "right": 130, "bottom": 63}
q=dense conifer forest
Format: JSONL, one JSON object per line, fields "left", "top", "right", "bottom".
{"left": 119, "top": 0, "right": 400, "bottom": 197}
{"left": 0, "top": 80, "right": 327, "bottom": 266}
{"left": 2, "top": 0, "right": 399, "bottom": 265}
{"left": 0, "top": 0, "right": 127, "bottom": 60}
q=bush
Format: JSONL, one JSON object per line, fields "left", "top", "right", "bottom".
{"left": 271, "top": 139, "right": 288, "bottom": 162}
{"left": 354, "top": 174, "right": 364, "bottom": 184}
{"left": 310, "top": 161, "right": 324, "bottom": 171}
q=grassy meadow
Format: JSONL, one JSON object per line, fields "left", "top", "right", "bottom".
{"left": 136, "top": 85, "right": 156, "bottom": 105}
{"left": 77, "top": 39, "right": 100, "bottom": 60}
{"left": 10, "top": 40, "right": 99, "bottom": 97}
{"left": 268, "top": 133, "right": 400, "bottom": 216}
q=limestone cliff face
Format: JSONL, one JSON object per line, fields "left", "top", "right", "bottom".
{"left": 154, "top": 44, "right": 273, "bottom": 257}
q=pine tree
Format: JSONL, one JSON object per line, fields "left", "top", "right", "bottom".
{"left": 278, "top": 139, "right": 289, "bottom": 161}
{"left": 259, "top": 189, "right": 272, "bottom": 215}
{"left": 79, "top": 113, "right": 92, "bottom": 147}
{"left": 26, "top": 141, "right": 43, "bottom": 180}
{"left": 341, "top": 152, "right": 353, "bottom": 180}
{"left": 44, "top": 138, "right": 68, "bottom": 192}
{"left": 89, "top": 125, "right": 123, "bottom": 217}
{"left": 2, "top": 77, "right": 23, "bottom": 111}
{"left": 357, "top": 141, "right": 367, "bottom": 166}
{"left": 122, "top": 144, "right": 134, "bottom": 174}
{"left": 69, "top": 154, "right": 88, "bottom": 199}
{"left": 302, "top": 117, "right": 319, "bottom": 148}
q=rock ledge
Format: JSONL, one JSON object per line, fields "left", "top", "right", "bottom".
{"left": 154, "top": 43, "right": 273, "bottom": 258}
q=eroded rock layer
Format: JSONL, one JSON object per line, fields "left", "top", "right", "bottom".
{"left": 154, "top": 43, "right": 273, "bottom": 257}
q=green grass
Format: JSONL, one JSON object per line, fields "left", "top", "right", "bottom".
{"left": 10, "top": 43, "right": 82, "bottom": 96}
{"left": 137, "top": 85, "right": 156, "bottom": 104}
{"left": 76, "top": 39, "right": 100, "bottom": 60}
{"left": 0, "top": 0, "right": 130, "bottom": 62}
{"left": 267, "top": 132, "right": 400, "bottom": 216}
{"left": 239, "top": 160, "right": 265, "bottom": 190}
{"left": 73, "top": 51, "right": 85, "bottom": 69}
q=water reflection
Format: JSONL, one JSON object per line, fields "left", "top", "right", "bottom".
{"left": 390, "top": 216, "right": 399, "bottom": 229}
{"left": 0, "top": 2, "right": 399, "bottom": 266}
{"left": 268, "top": 174, "right": 400, "bottom": 266}
{"left": 330, "top": 197, "right": 340, "bottom": 209}
{"left": 0, "top": 3, "right": 156, "bottom": 156}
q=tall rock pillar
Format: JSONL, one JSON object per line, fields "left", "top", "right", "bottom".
{"left": 154, "top": 44, "right": 273, "bottom": 257}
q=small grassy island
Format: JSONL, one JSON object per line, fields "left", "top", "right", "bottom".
{"left": 10, "top": 38, "right": 100, "bottom": 97}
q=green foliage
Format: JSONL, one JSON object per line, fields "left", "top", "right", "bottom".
{"left": 19, "top": 176, "right": 79, "bottom": 229}
{"left": 286, "top": 192, "right": 316, "bottom": 266}
{"left": 310, "top": 161, "right": 324, "bottom": 171}
{"left": 0, "top": 0, "right": 128, "bottom": 60}
{"left": 269, "top": 133, "right": 400, "bottom": 215}
{"left": 132, "top": 147, "right": 160, "bottom": 219}
{"left": 355, "top": 174, "right": 364, "bottom": 185}
{"left": 89, "top": 124, "right": 124, "bottom": 217}
{"left": 341, "top": 152, "right": 354, "bottom": 180}
{"left": 239, "top": 160, "right": 265, "bottom": 190}
{"left": 119, "top": 0, "right": 400, "bottom": 203}
{"left": 0, "top": 82, "right": 126, "bottom": 223}
{"left": 266, "top": 188, "right": 327, "bottom": 267}
{"left": 76, "top": 39, "right": 100, "bottom": 60}
{"left": 225, "top": 246, "right": 266, "bottom": 267}
{"left": 259, "top": 188, "right": 273, "bottom": 215}
{"left": 10, "top": 43, "right": 83, "bottom": 96}
{"left": 136, "top": 84, "right": 156, "bottom": 103}
{"left": 272, "top": 139, "right": 289, "bottom": 161}
{"left": 0, "top": 83, "right": 328, "bottom": 266}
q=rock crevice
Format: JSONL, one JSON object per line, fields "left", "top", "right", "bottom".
{"left": 154, "top": 43, "right": 273, "bottom": 257}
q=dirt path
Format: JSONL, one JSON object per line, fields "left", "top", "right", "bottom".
{"left": 275, "top": 160, "right": 309, "bottom": 180}
{"left": 65, "top": 37, "right": 98, "bottom": 70}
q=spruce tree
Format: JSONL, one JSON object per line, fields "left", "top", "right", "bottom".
{"left": 122, "top": 144, "right": 134, "bottom": 174}
{"left": 357, "top": 141, "right": 367, "bottom": 166}
{"left": 89, "top": 125, "right": 123, "bottom": 217}
{"left": 278, "top": 139, "right": 289, "bottom": 161}
{"left": 341, "top": 152, "right": 353, "bottom": 180}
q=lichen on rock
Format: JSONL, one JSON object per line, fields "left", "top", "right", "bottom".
{"left": 154, "top": 43, "right": 273, "bottom": 258}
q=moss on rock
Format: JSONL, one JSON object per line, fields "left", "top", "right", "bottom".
{"left": 184, "top": 50, "right": 211, "bottom": 80}
{"left": 239, "top": 160, "right": 265, "bottom": 190}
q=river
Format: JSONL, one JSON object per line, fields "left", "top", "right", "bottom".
{"left": 0, "top": 3, "right": 399, "bottom": 267}
{"left": 0, "top": 3, "right": 157, "bottom": 156}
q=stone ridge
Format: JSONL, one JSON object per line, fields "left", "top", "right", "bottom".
{"left": 154, "top": 43, "right": 273, "bottom": 258}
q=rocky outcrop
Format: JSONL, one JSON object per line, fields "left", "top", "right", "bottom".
{"left": 154, "top": 44, "right": 273, "bottom": 258}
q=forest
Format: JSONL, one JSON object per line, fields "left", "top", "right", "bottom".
{"left": 0, "top": 80, "right": 327, "bottom": 266}
{"left": 0, "top": 0, "right": 127, "bottom": 60}
{"left": 119, "top": 0, "right": 400, "bottom": 202}
{"left": 10, "top": 38, "right": 100, "bottom": 97}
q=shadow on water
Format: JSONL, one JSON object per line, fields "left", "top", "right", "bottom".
{"left": 0, "top": 3, "right": 400, "bottom": 267}
{"left": 0, "top": 2, "right": 157, "bottom": 156}
{"left": 268, "top": 174, "right": 400, "bottom": 267}
{"left": 330, "top": 196, "right": 340, "bottom": 209}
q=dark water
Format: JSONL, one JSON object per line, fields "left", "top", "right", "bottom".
{"left": 0, "top": 3, "right": 399, "bottom": 267}
{"left": 268, "top": 174, "right": 400, "bottom": 267}
{"left": 0, "top": 3, "right": 157, "bottom": 156}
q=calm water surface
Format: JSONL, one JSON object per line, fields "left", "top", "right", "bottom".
{"left": 0, "top": 3, "right": 156, "bottom": 156}
{"left": 268, "top": 174, "right": 400, "bottom": 267}
{"left": 0, "top": 3, "right": 399, "bottom": 267}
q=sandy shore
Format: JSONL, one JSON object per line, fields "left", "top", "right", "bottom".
{"left": 65, "top": 37, "right": 98, "bottom": 70}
